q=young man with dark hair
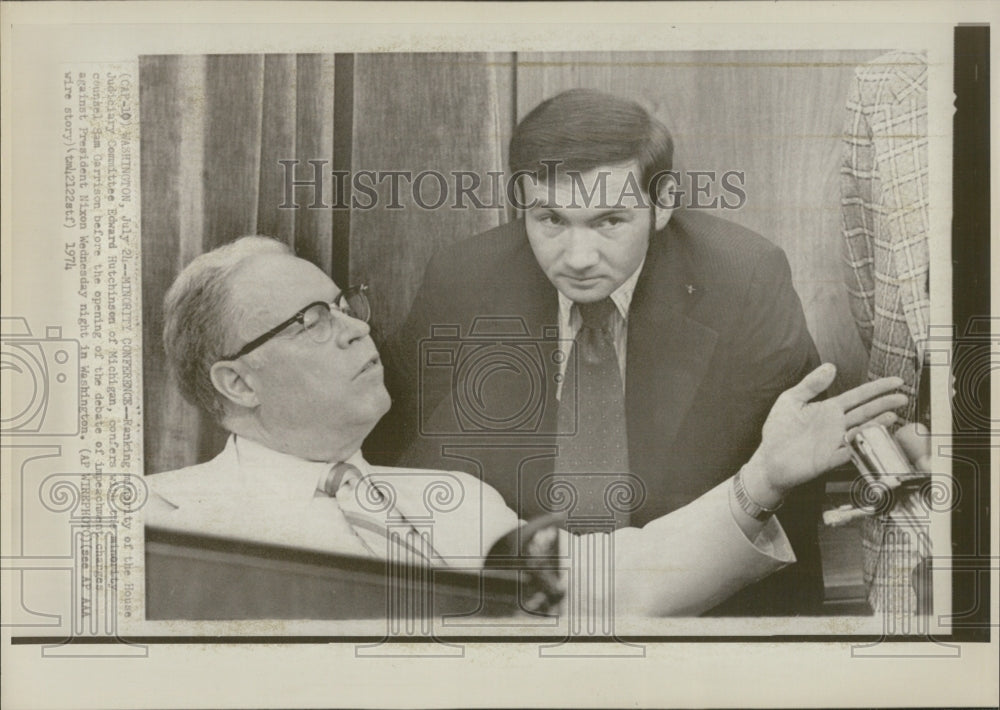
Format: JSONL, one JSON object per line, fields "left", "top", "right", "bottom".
{"left": 508, "top": 88, "right": 675, "bottom": 209}
{"left": 369, "top": 89, "right": 828, "bottom": 615}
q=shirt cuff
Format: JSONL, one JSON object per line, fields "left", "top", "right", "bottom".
{"left": 746, "top": 515, "right": 796, "bottom": 564}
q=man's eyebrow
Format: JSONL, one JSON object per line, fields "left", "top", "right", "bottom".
{"left": 292, "top": 294, "right": 337, "bottom": 317}
{"left": 587, "top": 209, "right": 631, "bottom": 221}
{"left": 530, "top": 206, "right": 630, "bottom": 217}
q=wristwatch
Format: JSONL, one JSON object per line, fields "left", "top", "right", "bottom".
{"left": 733, "top": 468, "right": 782, "bottom": 522}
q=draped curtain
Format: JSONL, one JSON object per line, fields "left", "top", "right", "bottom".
{"left": 141, "top": 50, "right": 881, "bottom": 475}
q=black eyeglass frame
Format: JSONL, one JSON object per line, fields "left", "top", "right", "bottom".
{"left": 219, "top": 284, "right": 370, "bottom": 361}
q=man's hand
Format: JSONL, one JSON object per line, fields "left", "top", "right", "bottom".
{"left": 742, "top": 363, "right": 907, "bottom": 508}
{"left": 893, "top": 422, "right": 932, "bottom": 474}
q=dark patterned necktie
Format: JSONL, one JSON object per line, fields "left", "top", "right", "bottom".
{"left": 555, "top": 298, "right": 631, "bottom": 529}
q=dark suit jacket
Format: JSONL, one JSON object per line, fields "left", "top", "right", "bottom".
{"left": 366, "top": 209, "right": 824, "bottom": 614}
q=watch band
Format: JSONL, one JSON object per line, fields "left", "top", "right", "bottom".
{"left": 733, "top": 468, "right": 782, "bottom": 522}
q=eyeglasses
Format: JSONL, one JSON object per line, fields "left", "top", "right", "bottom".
{"left": 220, "top": 284, "right": 371, "bottom": 361}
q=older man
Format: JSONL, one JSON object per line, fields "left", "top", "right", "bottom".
{"left": 146, "top": 236, "right": 904, "bottom": 616}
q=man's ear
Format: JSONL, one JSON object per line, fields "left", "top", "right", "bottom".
{"left": 209, "top": 359, "right": 259, "bottom": 411}
{"left": 652, "top": 174, "right": 678, "bottom": 232}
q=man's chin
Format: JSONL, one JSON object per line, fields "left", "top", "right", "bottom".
{"left": 556, "top": 280, "right": 613, "bottom": 302}
{"left": 367, "top": 384, "right": 392, "bottom": 421}
{"left": 375, "top": 388, "right": 392, "bottom": 419}
{"left": 353, "top": 390, "right": 392, "bottom": 442}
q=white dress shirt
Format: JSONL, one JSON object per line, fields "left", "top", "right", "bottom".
{"left": 147, "top": 432, "right": 796, "bottom": 616}
{"left": 146, "top": 435, "right": 519, "bottom": 562}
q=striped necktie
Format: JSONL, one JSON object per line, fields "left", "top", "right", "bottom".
{"left": 320, "top": 462, "right": 437, "bottom": 565}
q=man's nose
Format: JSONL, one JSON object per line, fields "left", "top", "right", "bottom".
{"left": 333, "top": 311, "right": 371, "bottom": 347}
{"left": 563, "top": 230, "right": 601, "bottom": 271}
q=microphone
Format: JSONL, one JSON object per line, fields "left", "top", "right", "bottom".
{"left": 485, "top": 511, "right": 567, "bottom": 614}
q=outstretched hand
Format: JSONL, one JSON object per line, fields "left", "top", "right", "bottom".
{"left": 743, "top": 364, "right": 907, "bottom": 508}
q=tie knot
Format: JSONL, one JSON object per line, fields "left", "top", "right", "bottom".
{"left": 320, "top": 462, "right": 361, "bottom": 498}
{"left": 577, "top": 298, "right": 618, "bottom": 330}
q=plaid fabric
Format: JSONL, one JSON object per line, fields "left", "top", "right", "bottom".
{"left": 841, "top": 51, "right": 932, "bottom": 619}
{"left": 859, "top": 496, "right": 933, "bottom": 625}
{"left": 841, "top": 50, "right": 930, "bottom": 421}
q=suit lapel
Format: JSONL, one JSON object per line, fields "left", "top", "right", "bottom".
{"left": 508, "top": 227, "right": 559, "bottom": 333}
{"left": 626, "top": 221, "right": 720, "bottom": 460}
{"left": 480, "top": 230, "right": 561, "bottom": 437}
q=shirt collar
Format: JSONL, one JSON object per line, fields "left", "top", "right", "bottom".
{"left": 557, "top": 257, "right": 646, "bottom": 325}
{"left": 229, "top": 434, "right": 370, "bottom": 500}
